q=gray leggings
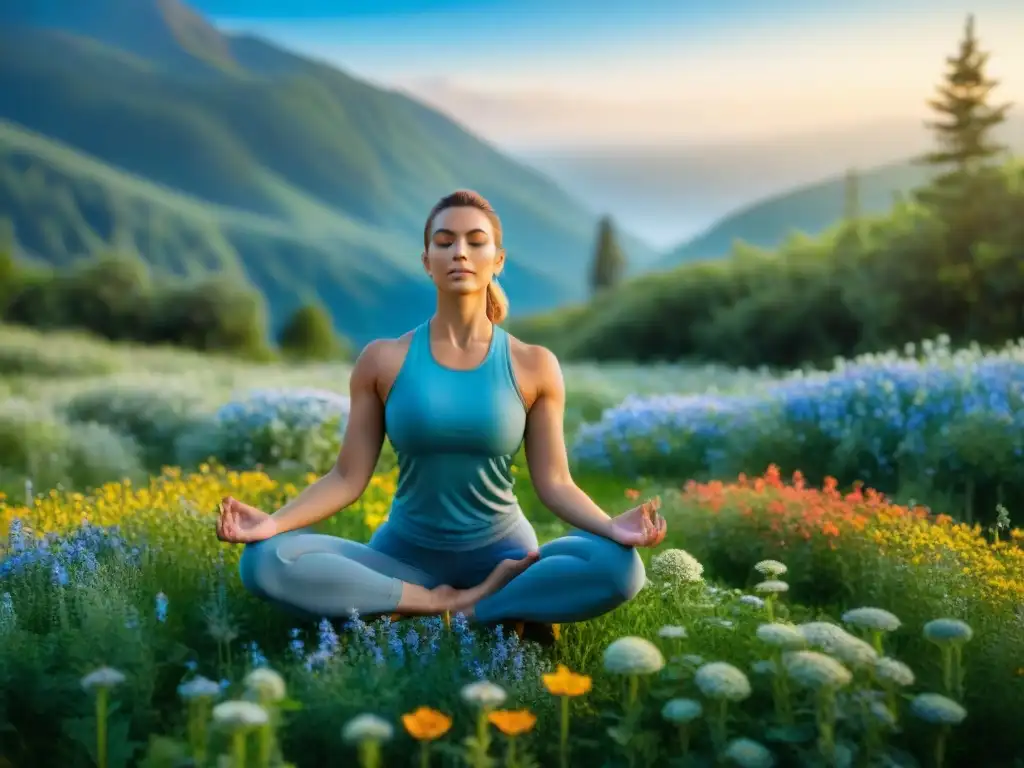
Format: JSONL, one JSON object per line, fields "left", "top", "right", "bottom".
{"left": 238, "top": 516, "right": 646, "bottom": 624}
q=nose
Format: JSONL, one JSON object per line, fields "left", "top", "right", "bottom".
{"left": 451, "top": 239, "right": 468, "bottom": 259}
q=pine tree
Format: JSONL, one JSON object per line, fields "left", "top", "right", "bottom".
{"left": 590, "top": 216, "right": 626, "bottom": 295}
{"left": 918, "top": 15, "right": 1011, "bottom": 187}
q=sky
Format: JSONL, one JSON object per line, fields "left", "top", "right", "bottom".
{"left": 197, "top": 0, "right": 1024, "bottom": 150}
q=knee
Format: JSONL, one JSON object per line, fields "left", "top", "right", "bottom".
{"left": 587, "top": 536, "right": 646, "bottom": 605}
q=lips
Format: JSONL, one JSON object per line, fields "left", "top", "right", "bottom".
{"left": 448, "top": 269, "right": 474, "bottom": 276}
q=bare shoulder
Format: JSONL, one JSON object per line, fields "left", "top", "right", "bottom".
{"left": 353, "top": 332, "right": 416, "bottom": 400}
{"left": 508, "top": 335, "right": 563, "bottom": 405}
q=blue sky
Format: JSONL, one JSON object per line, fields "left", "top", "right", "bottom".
{"left": 197, "top": 0, "right": 1024, "bottom": 148}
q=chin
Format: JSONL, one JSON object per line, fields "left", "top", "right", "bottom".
{"left": 444, "top": 277, "right": 482, "bottom": 293}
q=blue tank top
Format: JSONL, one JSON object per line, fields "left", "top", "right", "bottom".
{"left": 383, "top": 321, "right": 529, "bottom": 550}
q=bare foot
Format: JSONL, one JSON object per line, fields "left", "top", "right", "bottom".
{"left": 444, "top": 553, "right": 540, "bottom": 618}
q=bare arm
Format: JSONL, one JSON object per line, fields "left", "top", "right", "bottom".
{"left": 268, "top": 343, "right": 386, "bottom": 535}
{"left": 523, "top": 347, "right": 615, "bottom": 539}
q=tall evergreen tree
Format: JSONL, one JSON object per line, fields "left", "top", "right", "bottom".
{"left": 590, "top": 216, "right": 626, "bottom": 295}
{"left": 918, "top": 15, "right": 1011, "bottom": 191}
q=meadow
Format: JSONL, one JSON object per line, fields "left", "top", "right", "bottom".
{"left": 1, "top": 324, "right": 1022, "bottom": 767}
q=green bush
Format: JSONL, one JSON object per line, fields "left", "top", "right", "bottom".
{"left": 278, "top": 303, "right": 351, "bottom": 362}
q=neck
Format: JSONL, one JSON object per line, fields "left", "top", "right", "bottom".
{"left": 432, "top": 292, "right": 491, "bottom": 347}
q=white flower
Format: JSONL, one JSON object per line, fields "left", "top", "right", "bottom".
{"left": 460, "top": 680, "right": 507, "bottom": 708}
{"left": 923, "top": 619, "right": 973, "bottom": 645}
{"left": 658, "top": 625, "right": 688, "bottom": 640}
{"left": 81, "top": 667, "right": 126, "bottom": 691}
{"left": 740, "top": 595, "right": 766, "bottom": 609}
{"left": 841, "top": 607, "right": 901, "bottom": 633}
{"left": 244, "top": 668, "right": 286, "bottom": 702}
{"left": 723, "top": 737, "right": 775, "bottom": 768}
{"left": 694, "top": 662, "right": 751, "bottom": 702}
{"left": 604, "top": 637, "right": 666, "bottom": 675}
{"left": 875, "top": 657, "right": 915, "bottom": 687}
{"left": 869, "top": 700, "right": 897, "bottom": 729}
{"left": 798, "top": 621, "right": 852, "bottom": 650}
{"left": 754, "top": 560, "right": 788, "bottom": 578}
{"left": 783, "top": 651, "right": 852, "bottom": 690}
{"left": 212, "top": 700, "right": 269, "bottom": 730}
{"left": 828, "top": 634, "right": 879, "bottom": 669}
{"left": 750, "top": 660, "right": 775, "bottom": 676}
{"left": 755, "top": 623, "right": 807, "bottom": 651}
{"left": 909, "top": 693, "right": 968, "bottom": 725}
{"left": 177, "top": 676, "right": 221, "bottom": 700}
{"left": 650, "top": 549, "right": 704, "bottom": 584}
{"left": 342, "top": 714, "right": 394, "bottom": 743}
{"left": 754, "top": 580, "right": 789, "bottom": 595}
{"left": 661, "top": 698, "right": 702, "bottom": 724}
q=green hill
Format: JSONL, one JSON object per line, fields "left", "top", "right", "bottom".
{"left": 0, "top": 5, "right": 654, "bottom": 343}
{"left": 659, "top": 161, "right": 936, "bottom": 267}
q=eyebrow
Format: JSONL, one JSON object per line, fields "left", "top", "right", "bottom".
{"left": 433, "top": 228, "right": 489, "bottom": 237}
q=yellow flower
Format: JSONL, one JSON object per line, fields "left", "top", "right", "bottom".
{"left": 542, "top": 664, "right": 592, "bottom": 697}
{"left": 401, "top": 707, "right": 452, "bottom": 741}
{"left": 487, "top": 709, "right": 536, "bottom": 737}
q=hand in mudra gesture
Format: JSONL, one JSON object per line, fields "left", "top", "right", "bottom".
{"left": 216, "top": 496, "right": 278, "bottom": 544}
{"left": 608, "top": 497, "right": 666, "bottom": 548}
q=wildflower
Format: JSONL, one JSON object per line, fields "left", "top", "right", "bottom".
{"left": 401, "top": 707, "right": 452, "bottom": 741}
{"left": 750, "top": 660, "right": 775, "bottom": 676}
{"left": 723, "top": 737, "right": 775, "bottom": 768}
{"left": 603, "top": 636, "right": 666, "bottom": 676}
{"left": 244, "top": 667, "right": 287, "bottom": 702}
{"left": 754, "top": 560, "right": 788, "bottom": 578}
{"left": 754, "top": 580, "right": 788, "bottom": 594}
{"left": 342, "top": 714, "right": 393, "bottom": 768}
{"left": 841, "top": 607, "right": 900, "bottom": 633}
{"left": 923, "top": 619, "right": 972, "bottom": 700}
{"left": 662, "top": 698, "right": 702, "bottom": 757}
{"left": 542, "top": 665, "right": 592, "bottom": 697}
{"left": 755, "top": 623, "right": 806, "bottom": 651}
{"left": 661, "top": 698, "right": 702, "bottom": 723}
{"left": 543, "top": 665, "right": 590, "bottom": 768}
{"left": 828, "top": 634, "right": 879, "bottom": 670}
{"left": 694, "top": 662, "right": 752, "bottom": 702}
{"left": 739, "top": 595, "right": 765, "bottom": 609}
{"left": 212, "top": 700, "right": 269, "bottom": 730}
{"left": 81, "top": 667, "right": 126, "bottom": 691}
{"left": 487, "top": 709, "right": 536, "bottom": 737}
{"left": 798, "top": 621, "right": 852, "bottom": 650}
{"left": 909, "top": 693, "right": 967, "bottom": 726}
{"left": 923, "top": 619, "right": 973, "bottom": 645}
{"left": 460, "top": 680, "right": 507, "bottom": 709}
{"left": 875, "top": 658, "right": 915, "bottom": 688}
{"left": 658, "top": 625, "right": 688, "bottom": 640}
{"left": 177, "top": 676, "right": 221, "bottom": 700}
{"left": 783, "top": 651, "right": 852, "bottom": 690}
{"left": 650, "top": 549, "right": 704, "bottom": 584}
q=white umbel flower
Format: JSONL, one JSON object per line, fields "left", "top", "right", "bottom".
{"left": 81, "top": 667, "right": 126, "bottom": 691}
{"left": 658, "top": 625, "right": 688, "bottom": 640}
{"left": 829, "top": 634, "right": 879, "bottom": 669}
{"left": 783, "top": 651, "right": 852, "bottom": 690}
{"left": 661, "top": 698, "right": 703, "bottom": 723}
{"left": 342, "top": 713, "right": 394, "bottom": 743}
{"left": 694, "top": 662, "right": 752, "bottom": 702}
{"left": 650, "top": 549, "right": 704, "bottom": 584}
{"left": 754, "top": 580, "right": 789, "bottom": 594}
{"left": 723, "top": 737, "right": 775, "bottom": 768}
{"left": 841, "top": 607, "right": 901, "bottom": 633}
{"left": 909, "top": 693, "right": 967, "bottom": 725}
{"left": 177, "top": 676, "right": 221, "bottom": 700}
{"left": 755, "top": 623, "right": 807, "bottom": 651}
{"left": 923, "top": 619, "right": 973, "bottom": 645}
{"left": 244, "top": 668, "right": 287, "bottom": 702}
{"left": 753, "top": 560, "right": 788, "bottom": 578}
{"left": 460, "top": 680, "right": 507, "bottom": 708}
{"left": 212, "top": 700, "right": 269, "bottom": 730}
{"left": 604, "top": 637, "right": 666, "bottom": 675}
{"left": 875, "top": 657, "right": 915, "bottom": 687}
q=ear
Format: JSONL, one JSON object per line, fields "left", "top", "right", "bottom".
{"left": 421, "top": 251, "right": 430, "bottom": 275}
{"left": 495, "top": 247, "right": 506, "bottom": 276}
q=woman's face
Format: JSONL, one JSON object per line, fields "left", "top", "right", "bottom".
{"left": 423, "top": 206, "right": 504, "bottom": 295}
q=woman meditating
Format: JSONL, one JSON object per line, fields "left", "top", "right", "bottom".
{"left": 215, "top": 189, "right": 667, "bottom": 628}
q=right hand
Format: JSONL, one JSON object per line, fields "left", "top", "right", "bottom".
{"left": 216, "top": 496, "right": 278, "bottom": 544}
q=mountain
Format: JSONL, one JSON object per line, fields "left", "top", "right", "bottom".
{"left": 660, "top": 137, "right": 1023, "bottom": 268}
{"left": 0, "top": 0, "right": 655, "bottom": 344}
{"left": 520, "top": 115, "right": 1024, "bottom": 250}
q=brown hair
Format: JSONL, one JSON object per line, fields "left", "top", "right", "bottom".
{"left": 423, "top": 189, "right": 509, "bottom": 324}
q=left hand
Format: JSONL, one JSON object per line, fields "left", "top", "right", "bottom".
{"left": 608, "top": 497, "right": 667, "bottom": 548}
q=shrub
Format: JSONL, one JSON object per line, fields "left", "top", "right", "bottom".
{"left": 278, "top": 303, "right": 352, "bottom": 362}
